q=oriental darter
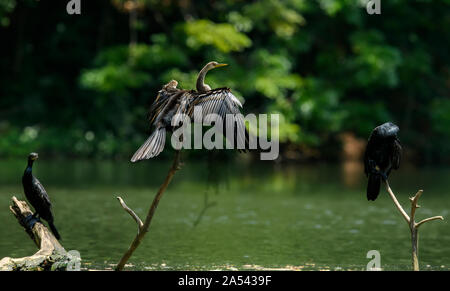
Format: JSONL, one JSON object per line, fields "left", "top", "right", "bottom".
{"left": 131, "top": 61, "right": 250, "bottom": 162}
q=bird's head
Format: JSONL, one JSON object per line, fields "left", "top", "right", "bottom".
{"left": 28, "top": 152, "right": 39, "bottom": 162}
{"left": 197, "top": 61, "right": 228, "bottom": 92}
{"left": 163, "top": 80, "right": 178, "bottom": 90}
{"left": 206, "top": 61, "right": 228, "bottom": 71}
{"left": 375, "top": 122, "right": 399, "bottom": 138}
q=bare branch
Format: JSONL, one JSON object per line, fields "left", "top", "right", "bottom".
{"left": 382, "top": 183, "right": 444, "bottom": 271}
{"left": 117, "top": 196, "right": 143, "bottom": 232}
{"left": 409, "top": 190, "right": 423, "bottom": 226}
{"left": 115, "top": 150, "right": 182, "bottom": 271}
{"left": 416, "top": 216, "right": 444, "bottom": 228}
{"left": 384, "top": 181, "right": 410, "bottom": 224}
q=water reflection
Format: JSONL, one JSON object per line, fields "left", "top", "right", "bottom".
{"left": 341, "top": 160, "right": 365, "bottom": 188}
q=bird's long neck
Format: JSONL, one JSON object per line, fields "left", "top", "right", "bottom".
{"left": 196, "top": 66, "right": 211, "bottom": 93}
{"left": 24, "top": 160, "right": 34, "bottom": 178}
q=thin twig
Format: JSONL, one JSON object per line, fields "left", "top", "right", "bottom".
{"left": 117, "top": 196, "right": 144, "bottom": 233}
{"left": 416, "top": 216, "right": 444, "bottom": 228}
{"left": 384, "top": 181, "right": 410, "bottom": 224}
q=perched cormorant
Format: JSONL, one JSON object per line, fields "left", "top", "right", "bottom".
{"left": 131, "top": 61, "right": 250, "bottom": 162}
{"left": 364, "top": 122, "right": 402, "bottom": 201}
{"left": 22, "top": 153, "right": 61, "bottom": 240}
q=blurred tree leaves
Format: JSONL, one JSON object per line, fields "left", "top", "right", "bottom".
{"left": 0, "top": 0, "right": 15, "bottom": 26}
{"left": 1, "top": 0, "right": 449, "bottom": 162}
{"left": 184, "top": 19, "right": 251, "bottom": 53}
{"left": 242, "top": 0, "right": 306, "bottom": 37}
{"left": 349, "top": 30, "right": 402, "bottom": 88}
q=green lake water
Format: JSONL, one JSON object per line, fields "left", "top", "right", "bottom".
{"left": 0, "top": 158, "right": 449, "bottom": 270}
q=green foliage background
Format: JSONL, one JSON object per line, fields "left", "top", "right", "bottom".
{"left": 0, "top": 0, "right": 449, "bottom": 163}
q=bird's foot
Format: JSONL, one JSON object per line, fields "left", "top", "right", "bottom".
{"left": 379, "top": 171, "right": 388, "bottom": 181}
{"left": 368, "top": 161, "right": 379, "bottom": 175}
{"left": 24, "top": 214, "right": 40, "bottom": 230}
{"left": 369, "top": 166, "right": 388, "bottom": 181}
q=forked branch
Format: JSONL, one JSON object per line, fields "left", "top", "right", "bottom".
{"left": 383, "top": 181, "right": 444, "bottom": 271}
{"left": 115, "top": 150, "right": 182, "bottom": 271}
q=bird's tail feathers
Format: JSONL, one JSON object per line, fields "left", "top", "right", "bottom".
{"left": 48, "top": 221, "right": 61, "bottom": 240}
{"left": 237, "top": 128, "right": 250, "bottom": 153}
{"left": 367, "top": 173, "right": 381, "bottom": 201}
{"left": 131, "top": 128, "right": 166, "bottom": 162}
{"left": 229, "top": 114, "right": 250, "bottom": 153}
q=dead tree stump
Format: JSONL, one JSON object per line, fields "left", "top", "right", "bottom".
{"left": 0, "top": 196, "right": 80, "bottom": 271}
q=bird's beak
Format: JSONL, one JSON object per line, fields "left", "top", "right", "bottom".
{"left": 214, "top": 63, "right": 228, "bottom": 68}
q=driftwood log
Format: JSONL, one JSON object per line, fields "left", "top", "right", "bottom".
{"left": 0, "top": 196, "right": 80, "bottom": 271}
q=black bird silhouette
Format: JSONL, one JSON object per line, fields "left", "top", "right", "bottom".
{"left": 131, "top": 61, "right": 250, "bottom": 162}
{"left": 22, "top": 153, "right": 61, "bottom": 240}
{"left": 364, "top": 122, "right": 402, "bottom": 201}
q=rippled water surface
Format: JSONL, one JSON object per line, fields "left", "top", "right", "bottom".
{"left": 0, "top": 158, "right": 449, "bottom": 270}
